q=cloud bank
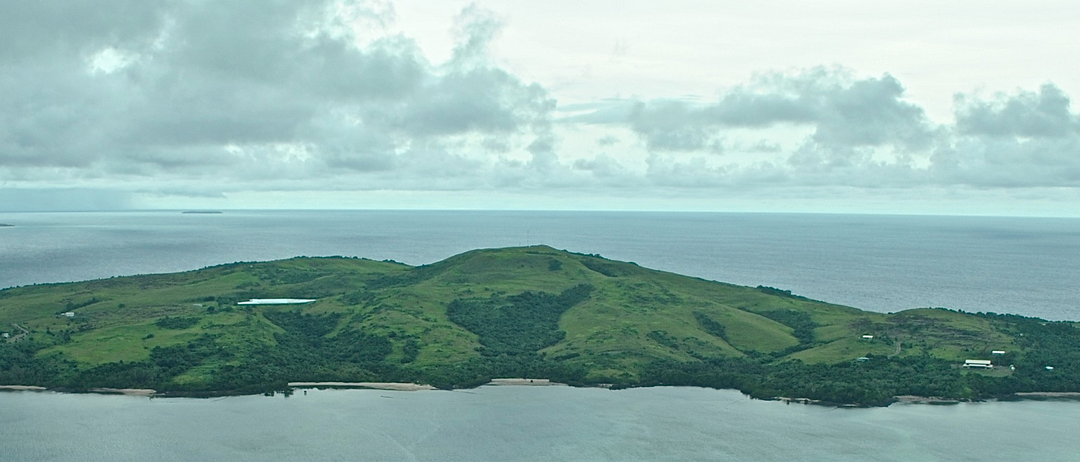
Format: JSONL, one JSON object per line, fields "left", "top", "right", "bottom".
{"left": 1, "top": 1, "right": 1078, "bottom": 213}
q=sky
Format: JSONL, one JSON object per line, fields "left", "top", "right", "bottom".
{"left": 2, "top": 1, "right": 1080, "bottom": 215}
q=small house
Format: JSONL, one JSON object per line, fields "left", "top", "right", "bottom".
{"left": 1, "top": 333, "right": 9, "bottom": 339}
{"left": 1045, "top": 366, "right": 1055, "bottom": 371}
{"left": 62, "top": 312, "right": 75, "bottom": 317}
{"left": 991, "top": 350, "right": 1006, "bottom": 355}
{"left": 963, "top": 359, "right": 993, "bottom": 369}
{"left": 861, "top": 335, "right": 874, "bottom": 340}
{"left": 855, "top": 357, "right": 870, "bottom": 363}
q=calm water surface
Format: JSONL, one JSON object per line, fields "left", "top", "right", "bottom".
{"left": 3, "top": 387, "right": 1077, "bottom": 462}
{"left": 2, "top": 211, "right": 1079, "bottom": 460}
{"left": 1, "top": 210, "right": 1078, "bottom": 320}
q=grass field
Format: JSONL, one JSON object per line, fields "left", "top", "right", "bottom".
{"left": 1, "top": 246, "right": 1073, "bottom": 403}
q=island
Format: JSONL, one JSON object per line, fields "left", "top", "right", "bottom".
{"left": 1, "top": 246, "right": 1077, "bottom": 406}
{"left": 0, "top": 224, "right": 13, "bottom": 227}
{"left": 181, "top": 211, "right": 223, "bottom": 214}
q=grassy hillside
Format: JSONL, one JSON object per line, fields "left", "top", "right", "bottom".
{"left": 2, "top": 246, "right": 1078, "bottom": 405}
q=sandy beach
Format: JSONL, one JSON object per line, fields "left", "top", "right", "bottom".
{"left": 893, "top": 395, "right": 964, "bottom": 404}
{"left": 1014, "top": 392, "right": 1080, "bottom": 398}
{"left": 0, "top": 385, "right": 47, "bottom": 392}
{"left": 288, "top": 382, "right": 436, "bottom": 391}
{"left": 89, "top": 388, "right": 156, "bottom": 396}
{"left": 486, "top": 378, "right": 566, "bottom": 386}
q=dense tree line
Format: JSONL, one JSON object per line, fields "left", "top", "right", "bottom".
{"left": 693, "top": 311, "right": 728, "bottom": 341}
{"left": 154, "top": 316, "right": 200, "bottom": 329}
{"left": 447, "top": 284, "right": 593, "bottom": 356}
{"left": 758, "top": 310, "right": 816, "bottom": 345}
{"left": 3, "top": 298, "right": 1078, "bottom": 405}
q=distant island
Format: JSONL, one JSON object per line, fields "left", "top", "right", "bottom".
{"left": 181, "top": 211, "right": 223, "bottom": 214}
{"left": 1, "top": 246, "right": 1078, "bottom": 406}
{"left": 0, "top": 224, "right": 12, "bottom": 227}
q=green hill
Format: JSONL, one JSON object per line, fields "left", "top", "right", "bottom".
{"left": 2, "top": 246, "right": 1078, "bottom": 405}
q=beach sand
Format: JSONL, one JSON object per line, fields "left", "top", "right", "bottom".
{"left": 287, "top": 382, "right": 436, "bottom": 391}
{"left": 486, "top": 378, "right": 566, "bottom": 386}
{"left": 89, "top": 388, "right": 156, "bottom": 396}
{"left": 1014, "top": 392, "right": 1080, "bottom": 398}
{"left": 0, "top": 385, "right": 47, "bottom": 392}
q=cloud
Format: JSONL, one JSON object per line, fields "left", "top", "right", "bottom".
{"left": 571, "top": 67, "right": 938, "bottom": 152}
{"left": 1, "top": 3, "right": 1079, "bottom": 214}
{"left": 0, "top": 1, "right": 552, "bottom": 183}
{"left": 955, "top": 84, "right": 1080, "bottom": 138}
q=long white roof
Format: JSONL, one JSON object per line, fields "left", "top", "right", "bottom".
{"left": 237, "top": 299, "right": 316, "bottom": 305}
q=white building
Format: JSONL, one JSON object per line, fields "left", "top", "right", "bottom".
{"left": 963, "top": 359, "right": 993, "bottom": 369}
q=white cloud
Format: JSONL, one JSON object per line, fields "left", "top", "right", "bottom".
{"left": 1, "top": 1, "right": 1079, "bottom": 215}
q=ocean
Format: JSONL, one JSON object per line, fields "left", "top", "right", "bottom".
{"left": 2, "top": 386, "right": 1077, "bottom": 462}
{"left": 1, "top": 210, "right": 1078, "bottom": 320}
{"left": 1, "top": 210, "right": 1079, "bottom": 461}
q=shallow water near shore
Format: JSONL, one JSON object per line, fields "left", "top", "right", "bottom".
{"left": 3, "top": 386, "right": 1077, "bottom": 462}
{"left": 2, "top": 211, "right": 1079, "bottom": 459}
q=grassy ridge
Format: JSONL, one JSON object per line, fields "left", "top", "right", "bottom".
{"left": 1, "top": 246, "right": 1077, "bottom": 405}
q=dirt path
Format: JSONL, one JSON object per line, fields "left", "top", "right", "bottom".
{"left": 6, "top": 324, "right": 29, "bottom": 343}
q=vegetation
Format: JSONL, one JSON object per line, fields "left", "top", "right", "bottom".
{"left": 1, "top": 246, "right": 1078, "bottom": 405}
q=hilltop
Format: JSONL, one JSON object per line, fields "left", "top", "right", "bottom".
{"left": 2, "top": 246, "right": 1078, "bottom": 405}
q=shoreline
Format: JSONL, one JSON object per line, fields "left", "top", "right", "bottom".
{"left": 485, "top": 378, "right": 567, "bottom": 387}
{"left": 287, "top": 382, "right": 436, "bottom": 391}
{"left": 892, "top": 395, "right": 967, "bottom": 405}
{"left": 4, "top": 381, "right": 1078, "bottom": 406}
{"left": 0, "top": 385, "right": 47, "bottom": 392}
{"left": 1013, "top": 392, "right": 1080, "bottom": 399}
{"left": 89, "top": 388, "right": 156, "bottom": 396}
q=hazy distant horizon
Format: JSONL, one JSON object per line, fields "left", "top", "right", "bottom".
{"left": 2, "top": 206, "right": 1080, "bottom": 219}
{"left": 3, "top": 2, "right": 1080, "bottom": 217}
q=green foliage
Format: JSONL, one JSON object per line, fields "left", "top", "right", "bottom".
{"left": 257, "top": 310, "right": 392, "bottom": 381}
{"left": 448, "top": 284, "right": 593, "bottom": 356}
{"left": 579, "top": 259, "right": 624, "bottom": 277}
{"left": 1, "top": 247, "right": 1078, "bottom": 404}
{"left": 759, "top": 310, "right": 816, "bottom": 345}
{"left": 401, "top": 338, "right": 421, "bottom": 363}
{"left": 65, "top": 335, "right": 232, "bottom": 390}
{"left": 0, "top": 341, "right": 75, "bottom": 387}
{"left": 694, "top": 311, "right": 728, "bottom": 341}
{"left": 756, "top": 286, "right": 807, "bottom": 300}
{"left": 63, "top": 297, "right": 100, "bottom": 312}
{"left": 154, "top": 316, "right": 200, "bottom": 329}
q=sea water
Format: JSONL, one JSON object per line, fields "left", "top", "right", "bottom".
{"left": 2, "top": 211, "right": 1079, "bottom": 461}
{"left": 1, "top": 210, "right": 1078, "bottom": 320}
{"left": 1, "top": 387, "right": 1076, "bottom": 462}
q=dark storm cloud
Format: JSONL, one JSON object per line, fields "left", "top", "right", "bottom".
{"left": 569, "top": 68, "right": 937, "bottom": 152}
{"left": 0, "top": 1, "right": 552, "bottom": 178}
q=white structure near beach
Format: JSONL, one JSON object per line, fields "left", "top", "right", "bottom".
{"left": 237, "top": 299, "right": 316, "bottom": 305}
{"left": 992, "top": 350, "right": 1006, "bottom": 355}
{"left": 963, "top": 359, "right": 993, "bottom": 369}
